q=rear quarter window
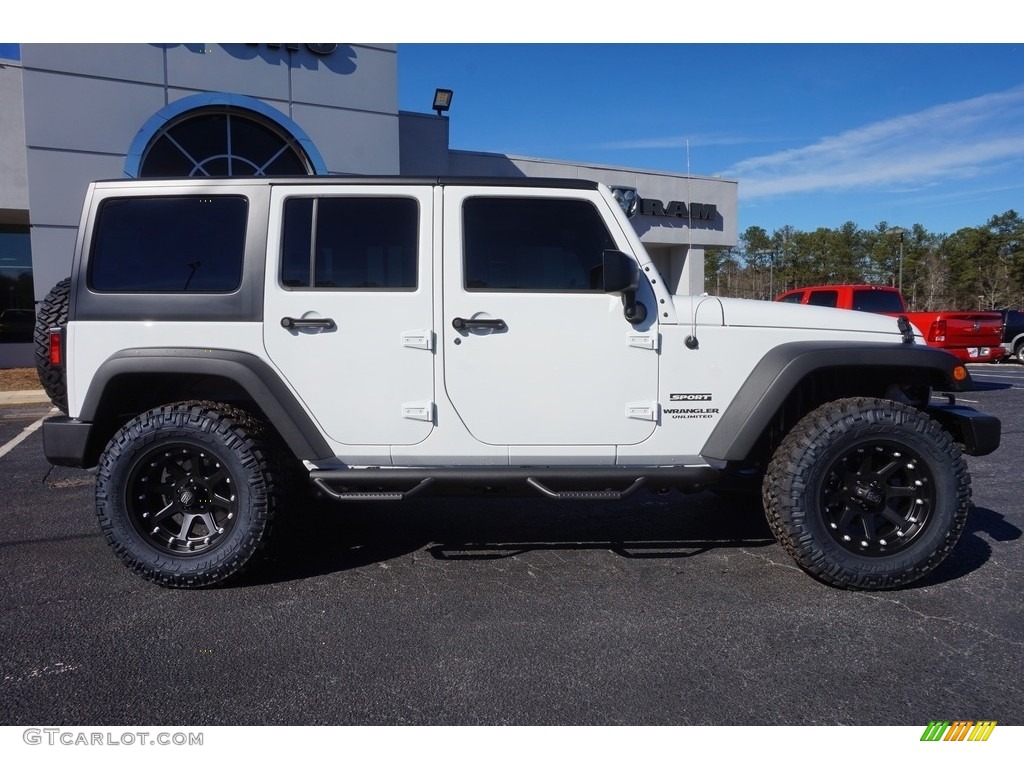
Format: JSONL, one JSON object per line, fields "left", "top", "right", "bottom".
{"left": 851, "top": 289, "right": 904, "bottom": 313}
{"left": 807, "top": 290, "right": 838, "bottom": 307}
{"left": 89, "top": 196, "right": 247, "bottom": 292}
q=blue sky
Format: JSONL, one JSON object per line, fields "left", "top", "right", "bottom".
{"left": 397, "top": 44, "right": 1024, "bottom": 237}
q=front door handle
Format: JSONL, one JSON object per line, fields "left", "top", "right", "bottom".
{"left": 452, "top": 317, "right": 507, "bottom": 331}
{"left": 281, "top": 316, "right": 336, "bottom": 330}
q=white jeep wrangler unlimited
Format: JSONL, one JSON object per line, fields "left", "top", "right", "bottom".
{"left": 38, "top": 177, "right": 1000, "bottom": 589}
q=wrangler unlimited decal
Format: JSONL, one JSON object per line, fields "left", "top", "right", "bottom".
{"left": 665, "top": 408, "right": 720, "bottom": 419}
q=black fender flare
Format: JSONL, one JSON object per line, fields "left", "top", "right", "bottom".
{"left": 80, "top": 348, "right": 333, "bottom": 462}
{"left": 700, "top": 341, "right": 972, "bottom": 463}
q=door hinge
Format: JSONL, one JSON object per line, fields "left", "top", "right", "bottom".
{"left": 402, "top": 330, "right": 434, "bottom": 351}
{"left": 401, "top": 401, "right": 435, "bottom": 422}
{"left": 625, "top": 402, "right": 659, "bottom": 421}
{"left": 627, "top": 332, "right": 659, "bottom": 351}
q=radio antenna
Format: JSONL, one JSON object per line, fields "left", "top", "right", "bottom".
{"left": 686, "top": 137, "right": 694, "bottom": 287}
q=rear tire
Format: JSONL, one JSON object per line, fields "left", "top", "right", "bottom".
{"left": 33, "top": 277, "right": 71, "bottom": 413}
{"left": 763, "top": 397, "right": 970, "bottom": 589}
{"left": 95, "top": 402, "right": 283, "bottom": 588}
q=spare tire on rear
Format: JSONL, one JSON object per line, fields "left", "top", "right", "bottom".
{"left": 33, "top": 277, "right": 71, "bottom": 413}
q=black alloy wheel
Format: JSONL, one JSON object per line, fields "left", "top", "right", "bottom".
{"left": 127, "top": 441, "right": 240, "bottom": 556}
{"left": 96, "top": 402, "right": 282, "bottom": 587}
{"left": 820, "top": 440, "right": 934, "bottom": 556}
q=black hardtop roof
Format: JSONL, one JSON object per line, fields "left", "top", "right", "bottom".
{"left": 93, "top": 176, "right": 602, "bottom": 190}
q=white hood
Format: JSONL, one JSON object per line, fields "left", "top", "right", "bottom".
{"left": 674, "top": 295, "right": 923, "bottom": 341}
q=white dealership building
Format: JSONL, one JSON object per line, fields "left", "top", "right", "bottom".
{"left": 0, "top": 44, "right": 737, "bottom": 367}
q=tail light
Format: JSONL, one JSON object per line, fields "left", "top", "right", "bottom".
{"left": 929, "top": 318, "right": 947, "bottom": 343}
{"left": 48, "top": 327, "right": 63, "bottom": 366}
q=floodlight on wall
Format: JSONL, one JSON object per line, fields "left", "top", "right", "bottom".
{"left": 433, "top": 88, "right": 453, "bottom": 116}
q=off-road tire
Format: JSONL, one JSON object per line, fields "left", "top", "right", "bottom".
{"left": 33, "top": 277, "right": 71, "bottom": 413}
{"left": 763, "top": 397, "right": 970, "bottom": 590}
{"left": 95, "top": 401, "right": 283, "bottom": 588}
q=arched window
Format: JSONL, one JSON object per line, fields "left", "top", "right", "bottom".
{"left": 138, "top": 108, "right": 314, "bottom": 177}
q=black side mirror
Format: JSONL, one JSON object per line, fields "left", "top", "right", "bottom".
{"left": 601, "top": 250, "right": 639, "bottom": 294}
{"left": 600, "top": 250, "right": 647, "bottom": 325}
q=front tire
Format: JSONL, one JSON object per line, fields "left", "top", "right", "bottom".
{"left": 95, "top": 402, "right": 283, "bottom": 587}
{"left": 763, "top": 397, "right": 970, "bottom": 589}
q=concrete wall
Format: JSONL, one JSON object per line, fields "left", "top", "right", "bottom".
{"left": 0, "top": 59, "right": 29, "bottom": 225}
{"left": 398, "top": 111, "right": 451, "bottom": 176}
{"left": 20, "top": 43, "right": 402, "bottom": 300}
{"left": 0, "top": 58, "right": 33, "bottom": 367}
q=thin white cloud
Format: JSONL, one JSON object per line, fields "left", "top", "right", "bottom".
{"left": 597, "top": 134, "right": 780, "bottom": 150}
{"left": 725, "top": 85, "right": 1024, "bottom": 199}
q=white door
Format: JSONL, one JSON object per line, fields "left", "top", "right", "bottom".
{"left": 263, "top": 186, "right": 435, "bottom": 446}
{"left": 441, "top": 187, "right": 659, "bottom": 447}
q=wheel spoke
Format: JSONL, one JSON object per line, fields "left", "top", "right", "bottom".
{"left": 860, "top": 513, "right": 879, "bottom": 544}
{"left": 880, "top": 506, "right": 910, "bottom": 530}
{"left": 873, "top": 459, "right": 901, "bottom": 481}
{"left": 834, "top": 504, "right": 857, "bottom": 532}
{"left": 185, "top": 447, "right": 206, "bottom": 475}
{"left": 173, "top": 513, "right": 198, "bottom": 544}
{"left": 205, "top": 468, "right": 229, "bottom": 486}
{"left": 857, "top": 452, "right": 874, "bottom": 475}
{"left": 209, "top": 493, "right": 234, "bottom": 512}
{"left": 163, "top": 461, "right": 187, "bottom": 482}
{"left": 151, "top": 500, "right": 177, "bottom": 522}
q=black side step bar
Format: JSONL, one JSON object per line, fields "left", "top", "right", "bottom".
{"left": 309, "top": 466, "right": 719, "bottom": 502}
{"left": 312, "top": 477, "right": 434, "bottom": 501}
{"left": 525, "top": 477, "right": 647, "bottom": 500}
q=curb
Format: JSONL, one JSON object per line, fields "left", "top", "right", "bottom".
{"left": 0, "top": 389, "right": 51, "bottom": 406}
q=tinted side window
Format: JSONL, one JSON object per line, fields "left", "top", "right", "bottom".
{"left": 852, "top": 289, "right": 904, "bottom": 313}
{"left": 281, "top": 197, "right": 418, "bottom": 290}
{"left": 807, "top": 290, "right": 838, "bottom": 307}
{"left": 463, "top": 197, "right": 615, "bottom": 292}
{"left": 90, "top": 196, "right": 247, "bottom": 292}
{"left": 778, "top": 292, "right": 805, "bottom": 304}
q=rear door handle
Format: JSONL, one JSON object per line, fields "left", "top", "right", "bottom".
{"left": 281, "top": 317, "right": 336, "bottom": 330}
{"left": 452, "top": 317, "right": 507, "bottom": 331}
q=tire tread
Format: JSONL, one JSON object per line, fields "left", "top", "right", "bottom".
{"left": 95, "top": 401, "right": 283, "bottom": 588}
{"left": 763, "top": 397, "right": 971, "bottom": 590}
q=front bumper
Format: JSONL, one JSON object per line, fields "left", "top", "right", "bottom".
{"left": 925, "top": 404, "right": 1001, "bottom": 456}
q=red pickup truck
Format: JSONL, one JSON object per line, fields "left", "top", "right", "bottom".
{"left": 776, "top": 284, "right": 1006, "bottom": 363}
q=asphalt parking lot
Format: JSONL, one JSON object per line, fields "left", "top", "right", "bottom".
{"left": 1, "top": 363, "right": 1022, "bottom": 726}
